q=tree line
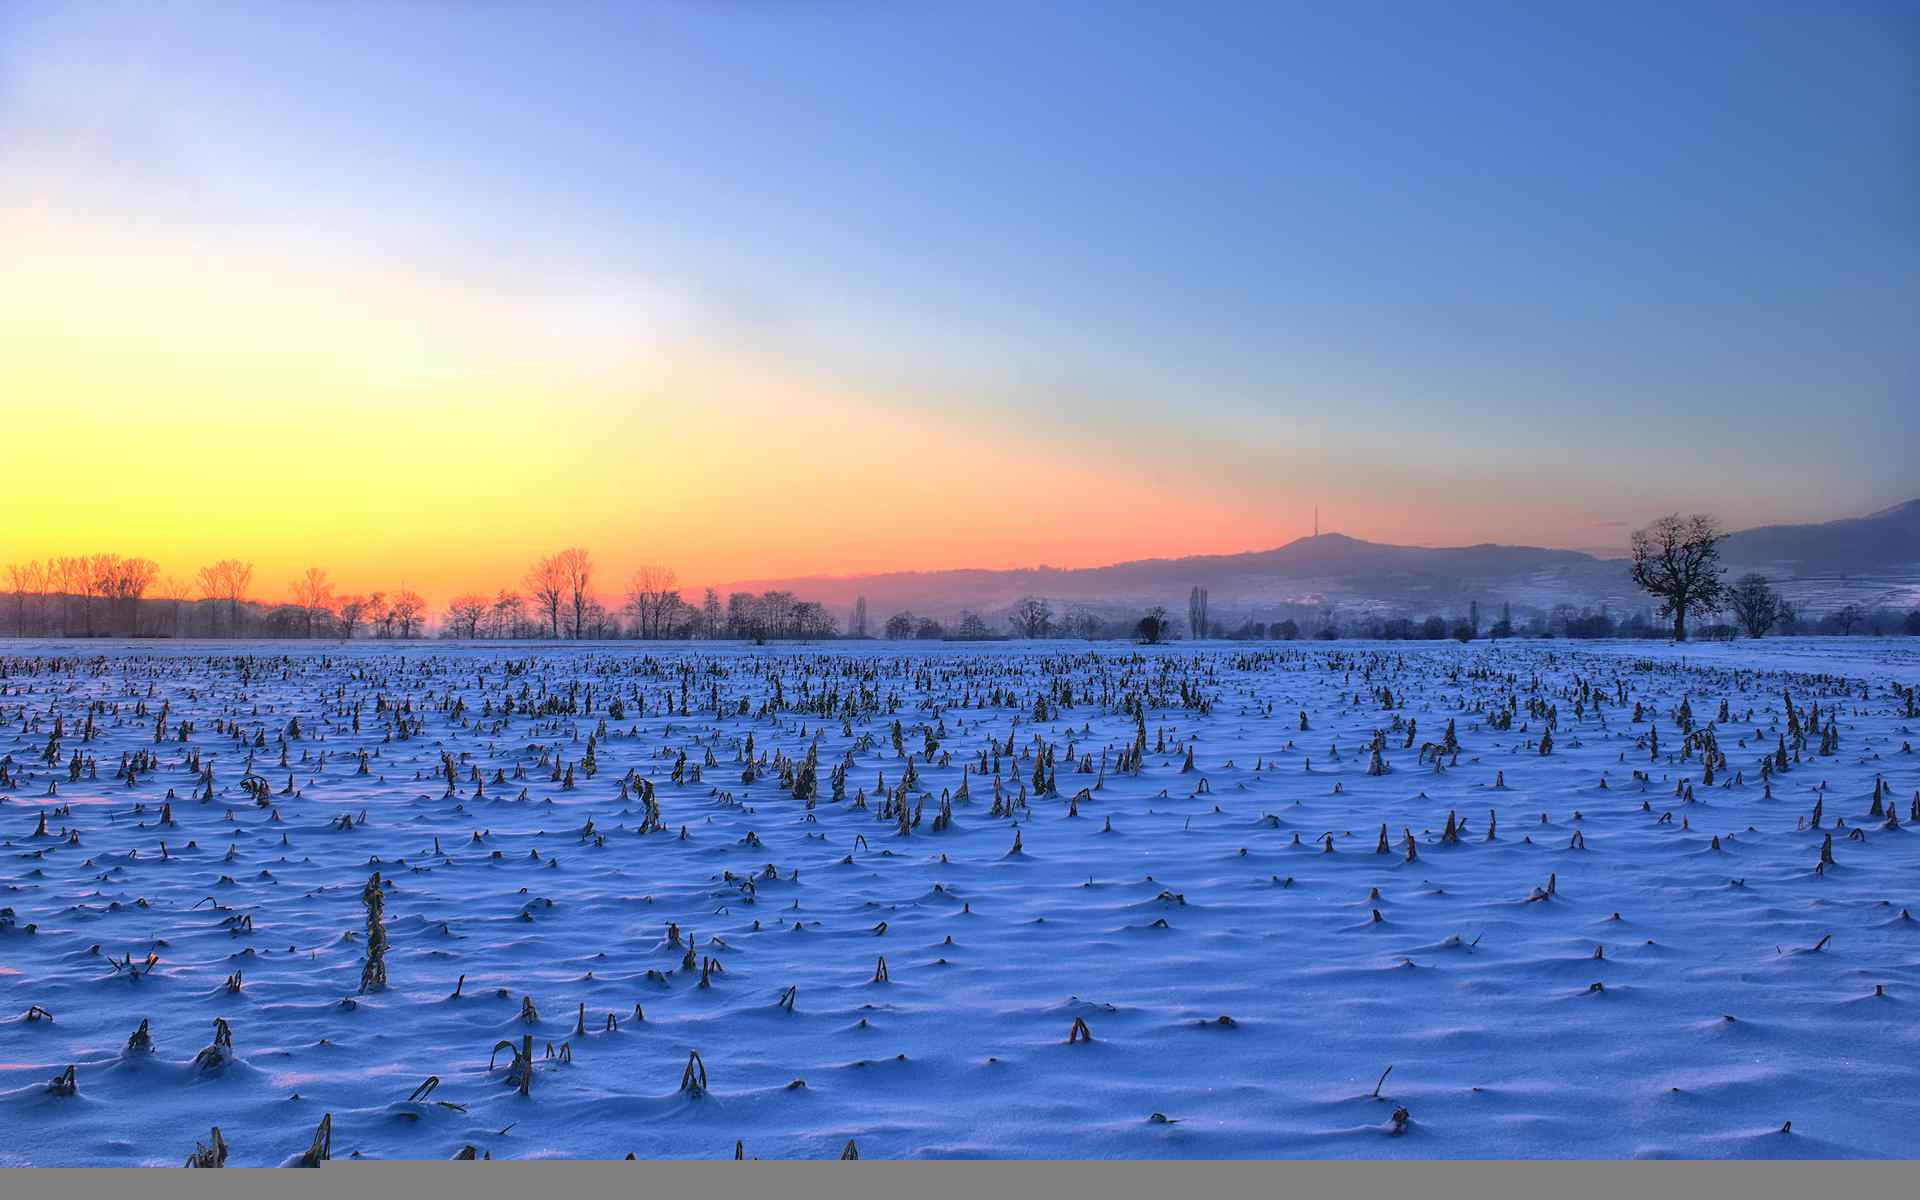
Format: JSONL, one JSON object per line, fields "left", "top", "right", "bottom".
{"left": 0, "top": 549, "right": 834, "bottom": 642}
{"left": 8, "top": 521, "right": 1919, "bottom": 642}
{"left": 2, "top": 556, "right": 429, "bottom": 640}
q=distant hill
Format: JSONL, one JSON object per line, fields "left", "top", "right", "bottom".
{"left": 1721, "top": 499, "right": 1920, "bottom": 573}
{"left": 1721, "top": 499, "right": 1920, "bottom": 614}
{"left": 721, "top": 500, "right": 1920, "bottom": 623}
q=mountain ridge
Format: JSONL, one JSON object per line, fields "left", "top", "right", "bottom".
{"left": 719, "top": 500, "right": 1920, "bottom": 620}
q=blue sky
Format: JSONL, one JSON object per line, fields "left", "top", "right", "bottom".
{"left": 2, "top": 0, "right": 1915, "bottom": 584}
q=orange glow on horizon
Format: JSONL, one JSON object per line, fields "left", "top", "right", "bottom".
{"left": 1, "top": 206, "right": 1623, "bottom": 611}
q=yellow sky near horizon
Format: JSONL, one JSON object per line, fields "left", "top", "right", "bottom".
{"left": 3, "top": 1, "right": 1910, "bottom": 618}
{"left": 2, "top": 208, "right": 1340, "bottom": 609}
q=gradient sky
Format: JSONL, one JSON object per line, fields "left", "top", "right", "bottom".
{"left": 3, "top": 0, "right": 1916, "bottom": 607}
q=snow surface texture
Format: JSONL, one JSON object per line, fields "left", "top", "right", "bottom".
{"left": 2, "top": 638, "right": 1917, "bottom": 1164}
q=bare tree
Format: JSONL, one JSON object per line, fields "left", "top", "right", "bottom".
{"left": 1628, "top": 514, "right": 1727, "bottom": 642}
{"left": 851, "top": 595, "right": 869, "bottom": 639}
{"left": 4, "top": 562, "right": 24, "bottom": 636}
{"left": 624, "top": 565, "right": 678, "bottom": 639}
{"left": 1318, "top": 602, "right": 1341, "bottom": 640}
{"left": 114, "top": 556, "right": 159, "bottom": 636}
{"left": 390, "top": 588, "right": 427, "bottom": 639}
{"left": 1, "top": 547, "right": 856, "bottom": 645}
{"left": 490, "top": 589, "right": 526, "bottom": 638}
{"left": 791, "top": 600, "right": 835, "bottom": 639}
{"left": 159, "top": 574, "right": 192, "bottom": 638}
{"left": 1775, "top": 599, "right": 1798, "bottom": 635}
{"left": 336, "top": 594, "right": 375, "bottom": 641}
{"left": 291, "top": 567, "right": 334, "bottom": 639}
{"left": 223, "top": 560, "right": 253, "bottom": 634}
{"left": 525, "top": 554, "right": 566, "bottom": 639}
{"left": 1011, "top": 596, "right": 1054, "bottom": 639}
{"left": 883, "top": 611, "right": 915, "bottom": 640}
{"left": 1832, "top": 603, "right": 1864, "bottom": 636}
{"left": 651, "top": 570, "right": 683, "bottom": 638}
{"left": 756, "top": 587, "right": 794, "bottom": 637}
{"left": 32, "top": 561, "right": 54, "bottom": 633}
{"left": 1064, "top": 605, "right": 1100, "bottom": 640}
{"left": 87, "top": 554, "right": 125, "bottom": 636}
{"left": 7, "top": 560, "right": 49, "bottom": 635}
{"left": 1137, "top": 605, "right": 1171, "bottom": 644}
{"left": 54, "top": 556, "right": 90, "bottom": 636}
{"left": 369, "top": 592, "right": 397, "bottom": 639}
{"left": 726, "top": 592, "right": 756, "bottom": 639}
{"left": 197, "top": 562, "right": 224, "bottom": 633}
{"left": 553, "top": 547, "right": 594, "bottom": 640}
{"left": 196, "top": 560, "right": 253, "bottom": 636}
{"left": 1727, "top": 573, "right": 1781, "bottom": 639}
{"left": 660, "top": 594, "right": 691, "bottom": 638}
{"left": 444, "top": 593, "right": 488, "bottom": 639}
{"left": 1187, "top": 586, "right": 1210, "bottom": 641}
{"left": 582, "top": 595, "right": 616, "bottom": 639}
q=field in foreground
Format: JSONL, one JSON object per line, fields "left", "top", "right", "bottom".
{"left": 2, "top": 638, "right": 1917, "bottom": 1163}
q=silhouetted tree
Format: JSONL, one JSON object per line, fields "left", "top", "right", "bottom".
{"left": 263, "top": 603, "right": 306, "bottom": 637}
{"left": 525, "top": 553, "right": 566, "bottom": 639}
{"left": 89, "top": 555, "right": 158, "bottom": 636}
{"left": 725, "top": 592, "right": 756, "bottom": 639}
{"left": 337, "top": 594, "right": 376, "bottom": 640}
{"left": 1773, "top": 600, "right": 1798, "bottom": 635}
{"left": 198, "top": 560, "right": 253, "bottom": 637}
{"left": 1136, "top": 606, "right": 1171, "bottom": 644}
{"left": 1011, "top": 596, "right": 1054, "bottom": 639}
{"left": 1727, "top": 573, "right": 1782, "bottom": 638}
{"left": 1064, "top": 605, "right": 1100, "bottom": 640}
{"left": 624, "top": 565, "right": 678, "bottom": 639}
{"left": 444, "top": 593, "right": 487, "bottom": 639}
{"left": 554, "top": 547, "right": 594, "bottom": 639}
{"left": 291, "top": 567, "right": 334, "bottom": 639}
{"left": 1831, "top": 603, "right": 1864, "bottom": 636}
{"left": 5, "top": 561, "right": 50, "bottom": 635}
{"left": 390, "top": 588, "right": 427, "bottom": 639}
{"left": 581, "top": 595, "right": 617, "bottom": 639}
{"left": 489, "top": 589, "right": 525, "bottom": 638}
{"left": 158, "top": 574, "right": 191, "bottom": 638}
{"left": 1628, "top": 514, "right": 1727, "bottom": 641}
{"left": 763, "top": 591, "right": 799, "bottom": 638}
{"left": 791, "top": 600, "right": 836, "bottom": 639}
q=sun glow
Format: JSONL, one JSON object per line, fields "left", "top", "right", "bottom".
{"left": 0, "top": 208, "right": 1306, "bottom": 607}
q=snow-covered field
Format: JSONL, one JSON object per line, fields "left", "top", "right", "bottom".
{"left": 2, "top": 638, "right": 1916, "bottom": 1163}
